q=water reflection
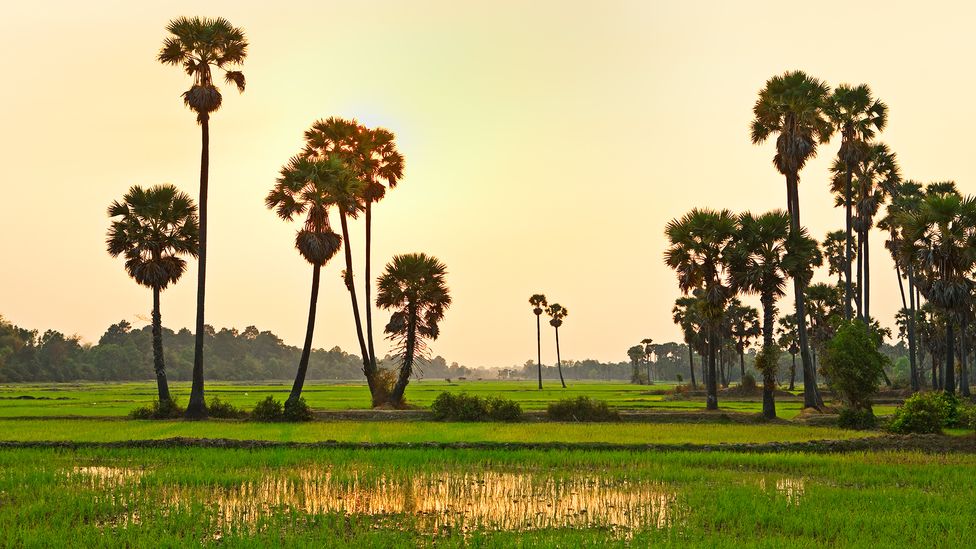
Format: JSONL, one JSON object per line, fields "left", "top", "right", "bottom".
{"left": 760, "top": 477, "right": 806, "bottom": 506}
{"left": 64, "top": 466, "right": 676, "bottom": 534}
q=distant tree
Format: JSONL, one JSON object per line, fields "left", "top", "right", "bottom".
{"left": 375, "top": 253, "right": 451, "bottom": 406}
{"left": 546, "top": 303, "right": 569, "bottom": 388}
{"left": 672, "top": 293, "right": 706, "bottom": 389}
{"left": 529, "top": 294, "right": 548, "bottom": 389}
{"left": 641, "top": 338, "right": 654, "bottom": 383}
{"left": 107, "top": 184, "right": 199, "bottom": 404}
{"left": 158, "top": 16, "right": 248, "bottom": 419}
{"left": 267, "top": 155, "right": 349, "bottom": 405}
{"left": 726, "top": 300, "right": 760, "bottom": 382}
{"left": 751, "top": 70, "right": 833, "bottom": 409}
{"left": 627, "top": 345, "right": 644, "bottom": 384}
{"left": 822, "top": 230, "right": 850, "bottom": 285}
{"left": 777, "top": 314, "right": 799, "bottom": 390}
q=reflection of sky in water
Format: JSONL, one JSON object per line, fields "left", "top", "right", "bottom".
{"left": 68, "top": 466, "right": 676, "bottom": 535}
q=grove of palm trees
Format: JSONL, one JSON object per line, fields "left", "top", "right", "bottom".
{"left": 1, "top": 5, "right": 974, "bottom": 548}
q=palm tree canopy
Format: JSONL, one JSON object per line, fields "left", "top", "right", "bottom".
{"left": 821, "top": 229, "right": 852, "bottom": 281}
{"left": 529, "top": 294, "right": 547, "bottom": 315}
{"left": 376, "top": 253, "right": 452, "bottom": 342}
{"left": 825, "top": 83, "right": 887, "bottom": 165}
{"left": 673, "top": 293, "right": 707, "bottom": 355}
{"left": 266, "top": 155, "right": 358, "bottom": 266}
{"left": 750, "top": 71, "right": 833, "bottom": 176}
{"left": 730, "top": 210, "right": 792, "bottom": 301}
{"left": 665, "top": 208, "right": 738, "bottom": 323}
{"left": 304, "top": 118, "right": 405, "bottom": 204}
{"left": 546, "top": 303, "right": 568, "bottom": 328}
{"left": 107, "top": 184, "right": 199, "bottom": 290}
{"left": 158, "top": 16, "right": 247, "bottom": 120}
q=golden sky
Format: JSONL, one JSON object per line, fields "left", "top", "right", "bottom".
{"left": 1, "top": 1, "right": 974, "bottom": 368}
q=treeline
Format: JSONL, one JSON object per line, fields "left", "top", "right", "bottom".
{"left": 0, "top": 316, "right": 480, "bottom": 383}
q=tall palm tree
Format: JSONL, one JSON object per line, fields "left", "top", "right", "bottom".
{"left": 158, "top": 17, "right": 247, "bottom": 419}
{"left": 546, "top": 303, "right": 569, "bottom": 388}
{"left": 672, "top": 294, "right": 705, "bottom": 389}
{"left": 664, "top": 208, "right": 738, "bottom": 410}
{"left": 825, "top": 84, "right": 887, "bottom": 320}
{"left": 751, "top": 70, "right": 832, "bottom": 410}
{"left": 822, "top": 230, "right": 851, "bottom": 285}
{"left": 725, "top": 301, "right": 760, "bottom": 381}
{"left": 106, "top": 184, "right": 198, "bottom": 404}
{"left": 641, "top": 338, "right": 654, "bottom": 383}
{"left": 900, "top": 187, "right": 976, "bottom": 395}
{"left": 266, "top": 155, "right": 349, "bottom": 405}
{"left": 777, "top": 314, "right": 799, "bottom": 391}
{"left": 376, "top": 253, "right": 451, "bottom": 406}
{"left": 832, "top": 143, "right": 900, "bottom": 320}
{"left": 627, "top": 345, "right": 644, "bottom": 384}
{"left": 528, "top": 294, "right": 548, "bottom": 389}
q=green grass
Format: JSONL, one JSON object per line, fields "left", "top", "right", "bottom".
{"left": 0, "top": 446, "right": 971, "bottom": 547}
{"left": 0, "top": 418, "right": 875, "bottom": 444}
{"left": 0, "top": 380, "right": 895, "bottom": 419}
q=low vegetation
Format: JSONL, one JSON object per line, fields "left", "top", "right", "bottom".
{"left": 547, "top": 396, "right": 620, "bottom": 422}
{"left": 430, "top": 392, "right": 522, "bottom": 422}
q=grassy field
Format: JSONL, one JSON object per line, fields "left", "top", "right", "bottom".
{"left": 0, "top": 446, "right": 972, "bottom": 547}
{"left": 0, "top": 418, "right": 875, "bottom": 444}
{"left": 0, "top": 380, "right": 897, "bottom": 419}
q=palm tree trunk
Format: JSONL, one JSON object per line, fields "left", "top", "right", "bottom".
{"left": 739, "top": 350, "right": 745, "bottom": 381}
{"left": 338, "top": 212, "right": 376, "bottom": 401}
{"left": 646, "top": 358, "right": 652, "bottom": 384}
{"left": 844, "top": 164, "right": 854, "bottom": 320}
{"left": 855, "top": 228, "right": 863, "bottom": 318}
{"left": 688, "top": 345, "right": 697, "bottom": 389}
{"left": 945, "top": 321, "right": 956, "bottom": 395}
{"left": 760, "top": 293, "right": 776, "bottom": 419}
{"left": 706, "top": 333, "right": 718, "bottom": 410}
{"left": 554, "top": 325, "right": 566, "bottom": 388}
{"left": 535, "top": 314, "right": 543, "bottom": 390}
{"left": 895, "top": 263, "right": 907, "bottom": 311}
{"left": 390, "top": 303, "right": 418, "bottom": 406}
{"left": 864, "top": 227, "right": 871, "bottom": 320}
{"left": 907, "top": 265, "right": 919, "bottom": 391}
{"left": 151, "top": 286, "right": 171, "bottom": 403}
{"left": 289, "top": 264, "right": 320, "bottom": 404}
{"left": 961, "top": 316, "right": 970, "bottom": 397}
{"left": 789, "top": 353, "right": 796, "bottom": 391}
{"left": 186, "top": 113, "right": 210, "bottom": 420}
{"left": 787, "top": 172, "right": 822, "bottom": 409}
{"left": 364, "top": 203, "right": 377, "bottom": 375}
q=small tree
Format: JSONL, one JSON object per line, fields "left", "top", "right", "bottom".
{"left": 821, "top": 320, "right": 887, "bottom": 412}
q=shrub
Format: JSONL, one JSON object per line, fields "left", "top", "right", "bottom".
{"left": 283, "top": 397, "right": 314, "bottom": 422}
{"left": 207, "top": 397, "right": 248, "bottom": 419}
{"left": 251, "top": 396, "right": 284, "bottom": 422}
{"left": 371, "top": 368, "right": 399, "bottom": 407}
{"left": 959, "top": 403, "right": 976, "bottom": 431}
{"left": 429, "top": 392, "right": 522, "bottom": 421}
{"left": 741, "top": 372, "right": 758, "bottom": 390}
{"left": 838, "top": 407, "right": 877, "bottom": 430}
{"left": 129, "top": 398, "right": 183, "bottom": 419}
{"left": 546, "top": 396, "right": 620, "bottom": 422}
{"left": 821, "top": 320, "right": 887, "bottom": 411}
{"left": 888, "top": 392, "right": 954, "bottom": 434}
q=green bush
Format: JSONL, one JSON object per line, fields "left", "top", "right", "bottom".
{"left": 207, "top": 397, "right": 248, "bottom": 419}
{"left": 838, "top": 407, "right": 877, "bottom": 430}
{"left": 821, "top": 320, "right": 887, "bottom": 411}
{"left": 283, "top": 397, "right": 315, "bottom": 422}
{"left": 959, "top": 403, "right": 976, "bottom": 431}
{"left": 129, "top": 398, "right": 183, "bottom": 419}
{"left": 547, "top": 396, "right": 619, "bottom": 422}
{"left": 251, "top": 396, "right": 284, "bottom": 422}
{"left": 741, "top": 372, "right": 757, "bottom": 390}
{"left": 429, "top": 392, "right": 522, "bottom": 421}
{"left": 888, "top": 392, "right": 954, "bottom": 434}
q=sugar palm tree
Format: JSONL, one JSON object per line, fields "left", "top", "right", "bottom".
{"left": 725, "top": 301, "right": 760, "bottom": 382}
{"left": 158, "top": 16, "right": 247, "bottom": 419}
{"left": 664, "top": 208, "right": 738, "bottom": 409}
{"left": 641, "top": 338, "right": 654, "bottom": 383}
{"left": 750, "top": 70, "right": 832, "bottom": 409}
{"left": 777, "top": 315, "right": 799, "bottom": 391}
{"left": 528, "top": 294, "right": 548, "bottom": 389}
{"left": 899, "top": 187, "right": 976, "bottom": 395}
{"left": 825, "top": 84, "right": 887, "bottom": 319}
{"left": 822, "top": 230, "right": 851, "bottom": 285}
{"left": 376, "top": 253, "right": 451, "bottom": 406}
{"left": 627, "top": 345, "right": 644, "bottom": 384}
{"left": 106, "top": 184, "right": 198, "bottom": 404}
{"left": 266, "top": 155, "right": 349, "bottom": 405}
{"left": 672, "top": 294, "right": 705, "bottom": 389}
{"left": 546, "top": 303, "right": 569, "bottom": 388}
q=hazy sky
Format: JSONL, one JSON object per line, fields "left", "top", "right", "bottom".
{"left": 1, "top": 1, "right": 974, "bottom": 368}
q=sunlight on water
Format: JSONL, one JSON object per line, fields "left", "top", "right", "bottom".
{"left": 759, "top": 477, "right": 806, "bottom": 506}
{"left": 64, "top": 466, "right": 676, "bottom": 535}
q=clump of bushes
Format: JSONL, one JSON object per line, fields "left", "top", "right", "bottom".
{"left": 821, "top": 320, "right": 887, "bottom": 420}
{"left": 250, "top": 396, "right": 314, "bottom": 422}
{"left": 838, "top": 407, "right": 876, "bottom": 430}
{"left": 129, "top": 398, "right": 183, "bottom": 419}
{"left": 430, "top": 392, "right": 523, "bottom": 421}
{"left": 888, "top": 392, "right": 958, "bottom": 434}
{"left": 740, "top": 372, "right": 758, "bottom": 390}
{"left": 206, "top": 396, "right": 248, "bottom": 419}
{"left": 547, "top": 396, "right": 619, "bottom": 422}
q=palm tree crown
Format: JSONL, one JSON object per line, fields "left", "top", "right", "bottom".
{"left": 529, "top": 294, "right": 547, "bottom": 316}
{"left": 107, "top": 184, "right": 199, "bottom": 288}
{"left": 377, "top": 253, "right": 452, "bottom": 348}
{"left": 158, "top": 16, "right": 247, "bottom": 121}
{"left": 546, "top": 303, "right": 568, "bottom": 327}
{"left": 750, "top": 71, "right": 833, "bottom": 176}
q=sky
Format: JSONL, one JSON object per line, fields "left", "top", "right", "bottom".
{"left": 1, "top": 1, "right": 975, "bottom": 369}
